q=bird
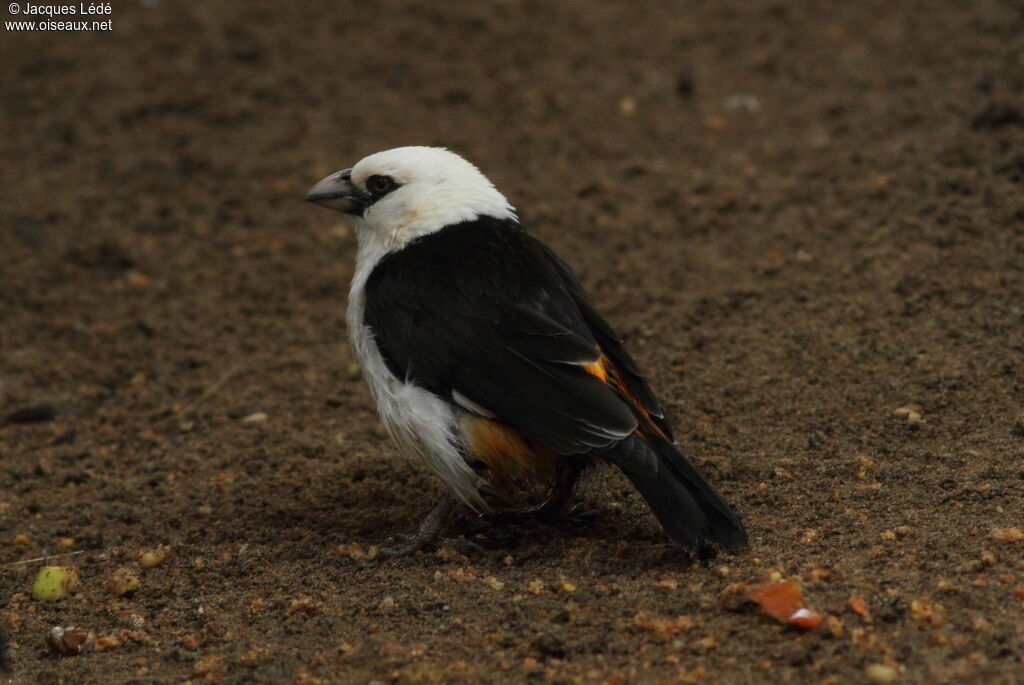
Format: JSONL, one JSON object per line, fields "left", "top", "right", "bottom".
{"left": 305, "top": 146, "right": 747, "bottom": 555}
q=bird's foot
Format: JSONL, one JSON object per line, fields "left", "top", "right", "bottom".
{"left": 377, "top": 495, "right": 465, "bottom": 558}
{"left": 378, "top": 534, "right": 482, "bottom": 558}
{"left": 565, "top": 508, "right": 599, "bottom": 527}
{"left": 480, "top": 461, "right": 586, "bottom": 527}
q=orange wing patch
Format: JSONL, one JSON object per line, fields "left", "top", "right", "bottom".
{"left": 583, "top": 360, "right": 608, "bottom": 383}
{"left": 588, "top": 355, "right": 669, "bottom": 441}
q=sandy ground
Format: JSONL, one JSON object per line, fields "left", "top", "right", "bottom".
{"left": 2, "top": 0, "right": 1023, "bottom": 682}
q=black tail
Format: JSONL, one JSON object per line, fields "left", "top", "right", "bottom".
{"left": 600, "top": 435, "right": 747, "bottom": 550}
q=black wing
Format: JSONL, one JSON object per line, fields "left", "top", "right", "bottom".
{"left": 363, "top": 217, "right": 656, "bottom": 454}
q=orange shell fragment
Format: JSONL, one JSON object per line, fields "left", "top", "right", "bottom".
{"left": 745, "top": 580, "right": 824, "bottom": 630}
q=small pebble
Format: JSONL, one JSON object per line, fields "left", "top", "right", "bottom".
{"left": 865, "top": 663, "right": 899, "bottom": 683}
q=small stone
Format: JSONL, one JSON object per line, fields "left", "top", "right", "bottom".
{"left": 723, "top": 92, "right": 761, "bottom": 113}
{"left": 865, "top": 663, "right": 899, "bottom": 683}
{"left": 240, "top": 412, "right": 268, "bottom": 424}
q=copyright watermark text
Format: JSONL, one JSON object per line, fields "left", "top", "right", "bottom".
{"left": 6, "top": 3, "right": 112, "bottom": 31}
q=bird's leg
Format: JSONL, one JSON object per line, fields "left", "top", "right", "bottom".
{"left": 528, "top": 460, "right": 585, "bottom": 521}
{"left": 378, "top": 494, "right": 463, "bottom": 558}
{"left": 482, "top": 461, "right": 585, "bottom": 524}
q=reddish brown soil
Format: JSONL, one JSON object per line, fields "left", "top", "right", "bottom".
{"left": 2, "top": 1, "right": 1024, "bottom": 683}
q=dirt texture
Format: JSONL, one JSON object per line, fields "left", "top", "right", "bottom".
{"left": 2, "top": 0, "right": 1024, "bottom": 683}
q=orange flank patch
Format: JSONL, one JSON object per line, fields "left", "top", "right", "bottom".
{"left": 464, "top": 417, "right": 559, "bottom": 488}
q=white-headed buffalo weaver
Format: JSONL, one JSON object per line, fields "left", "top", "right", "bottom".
{"left": 306, "top": 147, "right": 747, "bottom": 555}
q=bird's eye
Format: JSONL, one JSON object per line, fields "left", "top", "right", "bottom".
{"left": 367, "top": 175, "right": 394, "bottom": 195}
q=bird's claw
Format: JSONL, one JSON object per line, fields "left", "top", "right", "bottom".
{"left": 378, "top": 535, "right": 482, "bottom": 558}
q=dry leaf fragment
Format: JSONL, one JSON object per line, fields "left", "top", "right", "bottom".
{"left": 744, "top": 580, "right": 823, "bottom": 630}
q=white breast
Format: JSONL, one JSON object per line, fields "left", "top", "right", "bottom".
{"left": 346, "top": 230, "right": 484, "bottom": 508}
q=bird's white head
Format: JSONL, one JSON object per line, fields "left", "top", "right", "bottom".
{"left": 306, "top": 146, "right": 516, "bottom": 250}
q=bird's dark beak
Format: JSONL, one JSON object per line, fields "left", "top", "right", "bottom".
{"left": 305, "top": 168, "right": 367, "bottom": 215}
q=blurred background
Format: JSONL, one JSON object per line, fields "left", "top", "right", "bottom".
{"left": 2, "top": 1, "right": 1023, "bottom": 682}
